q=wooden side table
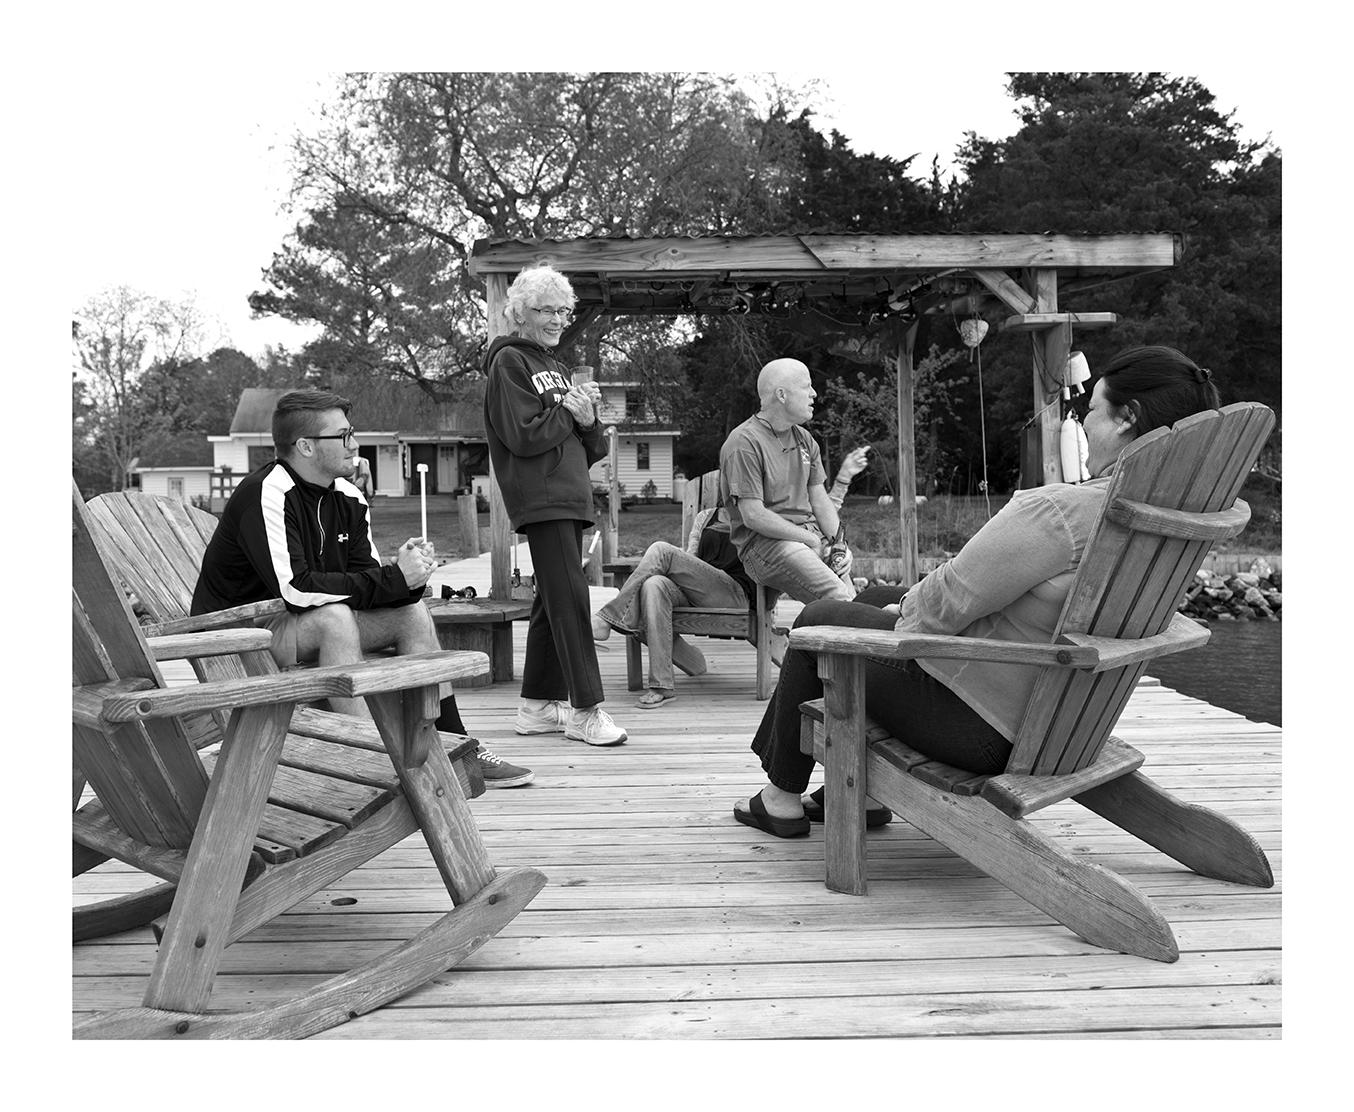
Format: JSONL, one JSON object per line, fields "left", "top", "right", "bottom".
{"left": 425, "top": 597, "right": 533, "bottom": 686}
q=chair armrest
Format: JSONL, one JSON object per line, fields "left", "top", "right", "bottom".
{"left": 787, "top": 627, "right": 1099, "bottom": 669}
{"left": 1057, "top": 611, "right": 1210, "bottom": 672}
{"left": 789, "top": 613, "right": 1210, "bottom": 674}
{"left": 145, "top": 599, "right": 285, "bottom": 637}
{"left": 146, "top": 629, "right": 274, "bottom": 661}
{"left": 99, "top": 649, "right": 490, "bottom": 724}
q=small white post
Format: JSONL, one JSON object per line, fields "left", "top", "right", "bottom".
{"left": 416, "top": 463, "right": 429, "bottom": 540}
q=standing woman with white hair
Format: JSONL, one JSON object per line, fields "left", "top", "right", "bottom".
{"left": 483, "top": 263, "right": 628, "bottom": 746}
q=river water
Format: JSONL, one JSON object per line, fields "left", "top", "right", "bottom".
{"left": 1145, "top": 619, "right": 1282, "bottom": 725}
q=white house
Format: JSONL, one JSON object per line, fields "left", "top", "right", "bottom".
{"left": 588, "top": 376, "right": 681, "bottom": 501}
{"left": 131, "top": 441, "right": 214, "bottom": 505}
{"left": 203, "top": 387, "right": 493, "bottom": 510}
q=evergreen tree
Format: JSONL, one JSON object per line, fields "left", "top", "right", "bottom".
{"left": 951, "top": 72, "right": 1281, "bottom": 483}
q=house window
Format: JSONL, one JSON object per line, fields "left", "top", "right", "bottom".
{"left": 168, "top": 477, "right": 185, "bottom": 501}
{"left": 636, "top": 442, "right": 650, "bottom": 470}
{"left": 625, "top": 389, "right": 643, "bottom": 420}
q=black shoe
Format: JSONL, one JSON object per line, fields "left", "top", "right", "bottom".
{"left": 475, "top": 743, "right": 534, "bottom": 788}
{"left": 803, "top": 786, "right": 892, "bottom": 827}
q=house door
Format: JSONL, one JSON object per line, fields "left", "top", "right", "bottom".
{"left": 358, "top": 446, "right": 377, "bottom": 488}
{"left": 408, "top": 444, "right": 439, "bottom": 494}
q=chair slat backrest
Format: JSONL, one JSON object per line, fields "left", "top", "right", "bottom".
{"left": 1007, "top": 403, "right": 1275, "bottom": 776}
{"left": 680, "top": 470, "right": 725, "bottom": 544}
{"left": 86, "top": 492, "right": 219, "bottom": 623}
{"left": 73, "top": 483, "right": 208, "bottom": 847}
{"left": 86, "top": 492, "right": 251, "bottom": 746}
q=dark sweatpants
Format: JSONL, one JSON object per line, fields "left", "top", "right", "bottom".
{"left": 750, "top": 586, "right": 1011, "bottom": 792}
{"left": 520, "top": 519, "right": 605, "bottom": 709}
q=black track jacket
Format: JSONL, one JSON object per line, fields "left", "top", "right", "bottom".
{"left": 190, "top": 459, "right": 420, "bottom": 615}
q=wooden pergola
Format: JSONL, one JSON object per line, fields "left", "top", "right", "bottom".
{"left": 468, "top": 233, "right": 1180, "bottom": 600}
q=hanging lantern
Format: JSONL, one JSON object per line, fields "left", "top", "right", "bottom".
{"left": 959, "top": 317, "right": 989, "bottom": 363}
{"left": 959, "top": 317, "right": 988, "bottom": 348}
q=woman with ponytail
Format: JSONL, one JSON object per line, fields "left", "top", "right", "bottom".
{"left": 734, "top": 345, "right": 1227, "bottom": 838}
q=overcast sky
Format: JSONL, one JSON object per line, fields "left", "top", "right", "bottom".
{"left": 70, "top": 67, "right": 1283, "bottom": 361}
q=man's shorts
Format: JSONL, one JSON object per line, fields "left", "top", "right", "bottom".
{"left": 256, "top": 610, "right": 303, "bottom": 669}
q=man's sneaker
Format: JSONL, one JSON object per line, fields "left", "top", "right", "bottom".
{"left": 591, "top": 614, "right": 612, "bottom": 641}
{"left": 475, "top": 743, "right": 534, "bottom": 788}
{"left": 514, "top": 698, "right": 569, "bottom": 735}
{"left": 565, "top": 706, "right": 628, "bottom": 747}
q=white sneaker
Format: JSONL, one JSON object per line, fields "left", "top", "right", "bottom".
{"left": 565, "top": 706, "right": 628, "bottom": 746}
{"left": 513, "top": 699, "right": 569, "bottom": 735}
{"left": 591, "top": 614, "right": 612, "bottom": 641}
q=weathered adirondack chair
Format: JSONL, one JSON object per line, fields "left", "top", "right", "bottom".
{"left": 794, "top": 403, "right": 1275, "bottom": 962}
{"left": 84, "top": 490, "right": 502, "bottom": 758}
{"left": 72, "top": 482, "right": 546, "bottom": 1037}
{"left": 623, "top": 470, "right": 779, "bottom": 699}
{"left": 84, "top": 491, "right": 287, "bottom": 750}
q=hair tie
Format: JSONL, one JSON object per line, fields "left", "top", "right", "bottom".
{"left": 1194, "top": 366, "right": 1213, "bottom": 384}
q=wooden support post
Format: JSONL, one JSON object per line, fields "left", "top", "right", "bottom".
{"left": 484, "top": 274, "right": 512, "bottom": 600}
{"left": 456, "top": 493, "right": 480, "bottom": 557}
{"left": 895, "top": 321, "right": 919, "bottom": 585}
{"left": 820, "top": 653, "right": 869, "bottom": 896}
{"left": 606, "top": 425, "right": 619, "bottom": 564}
{"left": 1026, "top": 269, "right": 1064, "bottom": 487}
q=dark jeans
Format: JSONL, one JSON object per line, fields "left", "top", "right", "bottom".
{"left": 520, "top": 519, "right": 605, "bottom": 708}
{"left": 750, "top": 587, "right": 1011, "bottom": 792}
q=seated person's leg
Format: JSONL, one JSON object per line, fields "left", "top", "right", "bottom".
{"left": 353, "top": 599, "right": 438, "bottom": 655}
{"left": 637, "top": 575, "right": 695, "bottom": 704}
{"left": 852, "top": 583, "right": 908, "bottom": 608}
{"left": 735, "top": 600, "right": 895, "bottom": 832}
{"left": 293, "top": 603, "right": 366, "bottom": 718}
{"left": 741, "top": 537, "right": 855, "bottom": 604}
{"left": 595, "top": 540, "right": 685, "bottom": 638}
{"left": 352, "top": 602, "right": 470, "bottom": 735}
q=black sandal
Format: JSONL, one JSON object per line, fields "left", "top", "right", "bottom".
{"left": 803, "top": 786, "right": 893, "bottom": 828}
{"left": 733, "top": 790, "right": 810, "bottom": 839}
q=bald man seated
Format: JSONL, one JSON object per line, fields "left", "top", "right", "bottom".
{"left": 717, "top": 358, "right": 858, "bottom": 606}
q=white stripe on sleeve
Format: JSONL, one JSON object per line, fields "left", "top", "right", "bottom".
{"left": 261, "top": 468, "right": 351, "bottom": 608}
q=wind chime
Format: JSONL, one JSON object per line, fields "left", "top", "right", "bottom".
{"left": 1059, "top": 345, "right": 1093, "bottom": 484}
{"left": 958, "top": 313, "right": 993, "bottom": 517}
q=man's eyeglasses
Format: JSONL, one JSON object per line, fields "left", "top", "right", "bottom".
{"left": 301, "top": 427, "right": 356, "bottom": 446}
{"left": 529, "top": 306, "right": 573, "bottom": 322}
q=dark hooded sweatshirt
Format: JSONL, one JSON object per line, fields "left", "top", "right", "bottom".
{"left": 482, "top": 336, "right": 607, "bottom": 530}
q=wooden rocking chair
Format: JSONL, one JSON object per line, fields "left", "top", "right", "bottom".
{"left": 794, "top": 403, "right": 1275, "bottom": 962}
{"left": 84, "top": 490, "right": 495, "bottom": 764}
{"left": 623, "top": 470, "right": 779, "bottom": 699}
{"left": 72, "top": 482, "right": 546, "bottom": 1037}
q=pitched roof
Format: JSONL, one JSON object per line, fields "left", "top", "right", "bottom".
{"left": 229, "top": 388, "right": 289, "bottom": 435}
{"left": 136, "top": 440, "right": 214, "bottom": 468}
{"left": 226, "top": 384, "right": 487, "bottom": 439}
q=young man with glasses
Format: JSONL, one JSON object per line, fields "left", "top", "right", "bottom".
{"left": 191, "top": 387, "right": 533, "bottom": 787}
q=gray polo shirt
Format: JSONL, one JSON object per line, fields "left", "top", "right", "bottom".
{"left": 718, "top": 414, "right": 826, "bottom": 553}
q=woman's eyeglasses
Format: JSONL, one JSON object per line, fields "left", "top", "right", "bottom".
{"left": 529, "top": 306, "right": 574, "bottom": 322}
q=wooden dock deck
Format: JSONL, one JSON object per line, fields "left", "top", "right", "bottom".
{"left": 72, "top": 625, "right": 1281, "bottom": 1039}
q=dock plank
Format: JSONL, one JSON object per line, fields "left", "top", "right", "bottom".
{"left": 73, "top": 620, "right": 1282, "bottom": 1039}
